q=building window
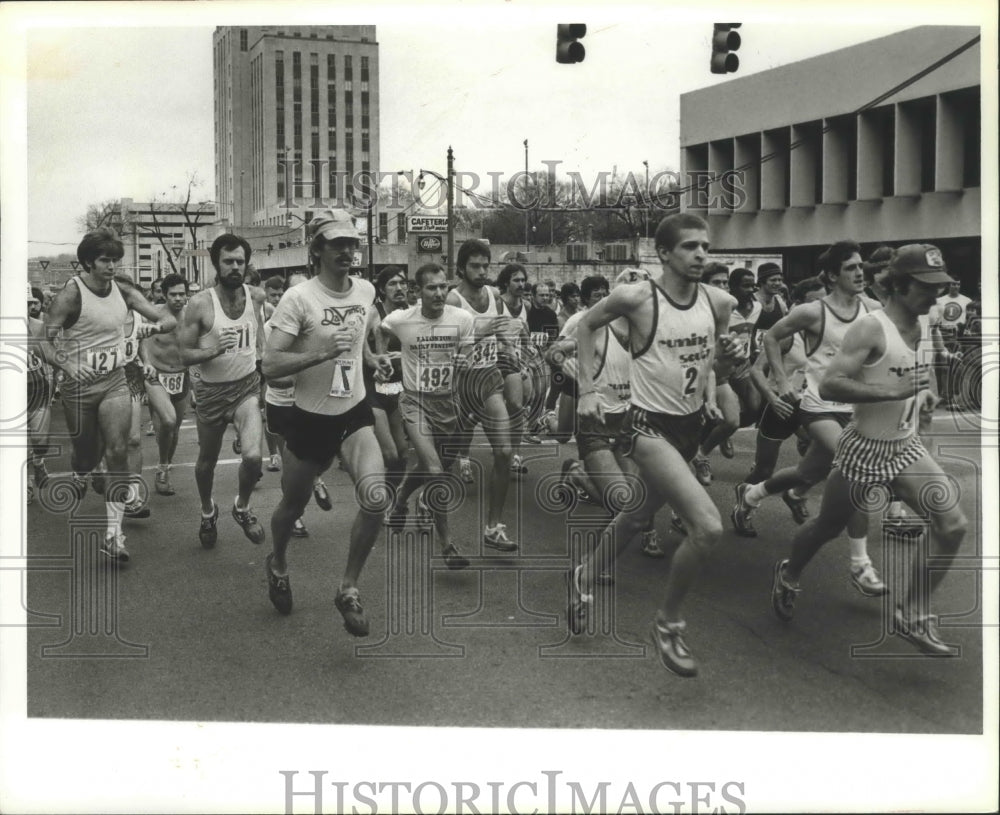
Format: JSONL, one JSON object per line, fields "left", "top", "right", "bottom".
{"left": 345, "top": 56, "right": 353, "bottom": 80}
{"left": 240, "top": 29, "right": 248, "bottom": 51}
{"left": 361, "top": 56, "right": 369, "bottom": 81}
{"left": 378, "top": 212, "right": 388, "bottom": 241}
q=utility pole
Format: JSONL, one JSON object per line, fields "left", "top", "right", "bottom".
{"left": 446, "top": 146, "right": 455, "bottom": 279}
{"left": 523, "top": 139, "right": 529, "bottom": 252}
{"left": 643, "top": 160, "right": 650, "bottom": 239}
{"left": 367, "top": 203, "right": 375, "bottom": 281}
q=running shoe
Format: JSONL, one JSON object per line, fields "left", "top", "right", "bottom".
{"left": 892, "top": 608, "right": 957, "bottom": 657}
{"left": 91, "top": 468, "right": 107, "bottom": 495}
{"left": 199, "top": 502, "right": 219, "bottom": 549}
{"left": 523, "top": 433, "right": 542, "bottom": 445}
{"left": 649, "top": 616, "right": 698, "bottom": 677}
{"left": 484, "top": 523, "right": 518, "bottom": 552}
{"left": 458, "top": 456, "right": 474, "bottom": 484}
{"left": 539, "top": 409, "right": 557, "bottom": 435}
{"left": 232, "top": 501, "right": 266, "bottom": 545}
{"left": 720, "top": 437, "right": 735, "bottom": 459}
{"left": 384, "top": 501, "right": 409, "bottom": 527}
{"left": 123, "top": 498, "right": 151, "bottom": 519}
{"left": 266, "top": 453, "right": 281, "bottom": 472}
{"left": 232, "top": 437, "right": 241, "bottom": 455}
{"left": 334, "top": 587, "right": 370, "bottom": 637}
{"left": 145, "top": 422, "right": 155, "bottom": 437}
{"left": 441, "top": 544, "right": 470, "bottom": 570}
{"left": 510, "top": 454, "right": 527, "bottom": 475}
{"left": 415, "top": 493, "right": 433, "bottom": 527}
{"left": 264, "top": 553, "right": 292, "bottom": 615}
{"left": 100, "top": 532, "right": 130, "bottom": 563}
{"left": 313, "top": 479, "right": 332, "bottom": 511}
{"left": 154, "top": 468, "right": 175, "bottom": 496}
{"left": 640, "top": 529, "right": 666, "bottom": 558}
{"left": 568, "top": 565, "right": 593, "bottom": 635}
{"left": 771, "top": 559, "right": 800, "bottom": 621}
{"left": 70, "top": 472, "right": 89, "bottom": 500}
{"left": 692, "top": 455, "right": 712, "bottom": 486}
{"left": 781, "top": 488, "right": 810, "bottom": 525}
{"left": 850, "top": 561, "right": 888, "bottom": 597}
{"left": 730, "top": 482, "right": 758, "bottom": 537}
{"left": 291, "top": 518, "right": 309, "bottom": 538}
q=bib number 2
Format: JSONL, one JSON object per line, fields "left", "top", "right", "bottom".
{"left": 683, "top": 366, "right": 699, "bottom": 397}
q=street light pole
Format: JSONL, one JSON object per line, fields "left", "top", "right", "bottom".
{"left": 367, "top": 201, "right": 375, "bottom": 281}
{"left": 523, "top": 139, "right": 529, "bottom": 252}
{"left": 446, "top": 146, "right": 455, "bottom": 279}
{"left": 643, "top": 160, "right": 650, "bottom": 239}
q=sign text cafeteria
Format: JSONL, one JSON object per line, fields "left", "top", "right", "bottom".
{"left": 407, "top": 215, "right": 448, "bottom": 233}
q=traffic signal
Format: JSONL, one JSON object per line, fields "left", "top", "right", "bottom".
{"left": 556, "top": 24, "right": 586, "bottom": 64}
{"left": 710, "top": 23, "right": 741, "bottom": 74}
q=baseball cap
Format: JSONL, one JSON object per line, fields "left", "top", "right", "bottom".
{"left": 614, "top": 267, "right": 650, "bottom": 286}
{"left": 309, "top": 209, "right": 361, "bottom": 242}
{"left": 757, "top": 262, "right": 783, "bottom": 283}
{"left": 887, "top": 244, "right": 954, "bottom": 284}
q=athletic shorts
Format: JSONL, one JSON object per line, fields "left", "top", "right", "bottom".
{"left": 617, "top": 405, "right": 704, "bottom": 464}
{"left": 497, "top": 348, "right": 520, "bottom": 378}
{"left": 757, "top": 397, "right": 802, "bottom": 442}
{"left": 400, "top": 391, "right": 462, "bottom": 465}
{"left": 456, "top": 366, "right": 505, "bottom": 425}
{"left": 124, "top": 360, "right": 147, "bottom": 403}
{"left": 264, "top": 402, "right": 295, "bottom": 438}
{"left": 27, "top": 373, "right": 53, "bottom": 414}
{"left": 60, "top": 368, "right": 130, "bottom": 427}
{"left": 800, "top": 410, "right": 852, "bottom": 431}
{"left": 364, "top": 373, "right": 403, "bottom": 415}
{"left": 577, "top": 410, "right": 627, "bottom": 460}
{"left": 282, "top": 400, "right": 374, "bottom": 467}
{"left": 193, "top": 370, "right": 261, "bottom": 428}
{"left": 834, "top": 424, "right": 927, "bottom": 485}
{"left": 145, "top": 368, "right": 190, "bottom": 404}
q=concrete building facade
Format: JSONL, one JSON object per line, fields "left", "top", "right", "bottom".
{"left": 679, "top": 26, "right": 981, "bottom": 287}
{"left": 213, "top": 26, "right": 380, "bottom": 231}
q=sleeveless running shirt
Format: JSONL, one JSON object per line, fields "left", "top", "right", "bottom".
{"left": 450, "top": 287, "right": 502, "bottom": 370}
{"left": 123, "top": 311, "right": 142, "bottom": 364}
{"left": 197, "top": 285, "right": 258, "bottom": 383}
{"left": 560, "top": 311, "right": 631, "bottom": 414}
{"left": 268, "top": 275, "right": 377, "bottom": 416}
{"left": 58, "top": 276, "right": 128, "bottom": 377}
{"left": 800, "top": 298, "right": 871, "bottom": 414}
{"left": 853, "top": 310, "right": 933, "bottom": 441}
{"left": 630, "top": 281, "right": 716, "bottom": 416}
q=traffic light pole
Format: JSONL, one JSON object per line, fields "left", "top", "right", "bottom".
{"left": 447, "top": 146, "right": 455, "bottom": 279}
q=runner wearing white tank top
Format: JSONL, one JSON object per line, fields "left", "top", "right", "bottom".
{"left": 572, "top": 213, "right": 743, "bottom": 678}
{"left": 772, "top": 244, "right": 966, "bottom": 658}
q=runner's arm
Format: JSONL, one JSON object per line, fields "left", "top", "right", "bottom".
{"left": 177, "top": 293, "right": 236, "bottom": 366}
{"left": 261, "top": 325, "right": 352, "bottom": 379}
{"left": 123, "top": 286, "right": 176, "bottom": 337}
{"left": 763, "top": 303, "right": 819, "bottom": 397}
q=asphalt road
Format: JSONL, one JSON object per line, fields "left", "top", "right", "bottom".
{"left": 23, "top": 406, "right": 986, "bottom": 733}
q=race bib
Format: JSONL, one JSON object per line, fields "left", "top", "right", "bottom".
{"left": 471, "top": 337, "right": 498, "bottom": 369}
{"left": 417, "top": 363, "right": 452, "bottom": 393}
{"left": 86, "top": 345, "right": 122, "bottom": 375}
{"left": 123, "top": 336, "right": 139, "bottom": 362}
{"left": 529, "top": 331, "right": 549, "bottom": 350}
{"left": 158, "top": 371, "right": 186, "bottom": 395}
{"left": 329, "top": 359, "right": 356, "bottom": 397}
{"left": 223, "top": 324, "right": 252, "bottom": 354}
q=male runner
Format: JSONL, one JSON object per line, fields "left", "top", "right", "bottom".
{"left": 40, "top": 228, "right": 176, "bottom": 561}
{"left": 732, "top": 241, "right": 887, "bottom": 596}
{"left": 381, "top": 263, "right": 477, "bottom": 568}
{"left": 771, "top": 245, "right": 966, "bottom": 656}
{"left": 495, "top": 263, "right": 532, "bottom": 473}
{"left": 446, "top": 239, "right": 518, "bottom": 552}
{"left": 26, "top": 288, "right": 55, "bottom": 503}
{"left": 140, "top": 273, "right": 191, "bottom": 497}
{"left": 178, "top": 234, "right": 267, "bottom": 548}
{"left": 262, "top": 209, "right": 388, "bottom": 635}
{"left": 572, "top": 213, "right": 743, "bottom": 677}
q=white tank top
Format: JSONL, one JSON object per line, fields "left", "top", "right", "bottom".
{"left": 767, "top": 332, "right": 808, "bottom": 395}
{"left": 123, "top": 311, "right": 142, "bottom": 364}
{"left": 561, "top": 313, "right": 631, "bottom": 415}
{"left": 197, "top": 285, "right": 258, "bottom": 383}
{"left": 800, "top": 298, "right": 871, "bottom": 414}
{"left": 853, "top": 311, "right": 933, "bottom": 441}
{"left": 451, "top": 287, "right": 503, "bottom": 370}
{"left": 58, "top": 277, "right": 128, "bottom": 377}
{"left": 630, "top": 281, "right": 716, "bottom": 416}
{"left": 267, "top": 276, "right": 376, "bottom": 415}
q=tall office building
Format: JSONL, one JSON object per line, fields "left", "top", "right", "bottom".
{"left": 213, "top": 26, "right": 380, "bottom": 227}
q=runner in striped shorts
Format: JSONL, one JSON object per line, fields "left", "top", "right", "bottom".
{"left": 771, "top": 244, "right": 968, "bottom": 657}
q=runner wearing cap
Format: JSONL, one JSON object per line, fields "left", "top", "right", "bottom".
{"left": 732, "top": 241, "right": 886, "bottom": 596}
{"left": 495, "top": 263, "right": 534, "bottom": 473}
{"left": 771, "top": 244, "right": 967, "bottom": 656}
{"left": 381, "top": 263, "right": 477, "bottom": 568}
{"left": 446, "top": 239, "right": 519, "bottom": 553}
{"left": 261, "top": 209, "right": 389, "bottom": 636}
{"left": 178, "top": 233, "right": 268, "bottom": 548}
{"left": 39, "top": 228, "right": 177, "bottom": 562}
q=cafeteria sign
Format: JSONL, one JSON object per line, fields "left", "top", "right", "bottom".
{"left": 407, "top": 215, "right": 448, "bottom": 233}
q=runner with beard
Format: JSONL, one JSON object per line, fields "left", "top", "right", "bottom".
{"left": 178, "top": 233, "right": 268, "bottom": 548}
{"left": 446, "top": 239, "right": 518, "bottom": 553}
